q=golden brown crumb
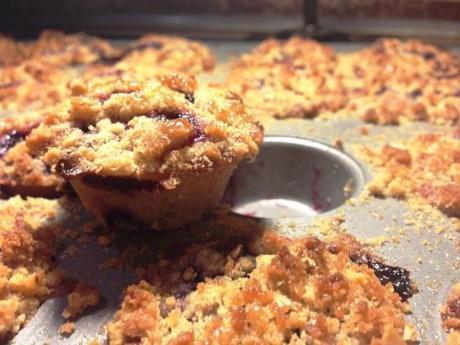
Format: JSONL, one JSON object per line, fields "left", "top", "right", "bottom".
{"left": 27, "top": 74, "right": 263, "bottom": 182}
{"left": 0, "top": 196, "right": 64, "bottom": 340}
{"left": 229, "top": 37, "right": 460, "bottom": 125}
{"left": 59, "top": 321, "right": 75, "bottom": 335}
{"left": 106, "top": 230, "right": 415, "bottom": 344}
{"left": 362, "top": 131, "right": 460, "bottom": 217}
{"left": 441, "top": 283, "right": 460, "bottom": 333}
{"left": 84, "top": 34, "right": 215, "bottom": 82}
{"left": 62, "top": 282, "right": 100, "bottom": 319}
{"left": 0, "top": 111, "right": 67, "bottom": 198}
{"left": 0, "top": 59, "right": 72, "bottom": 112}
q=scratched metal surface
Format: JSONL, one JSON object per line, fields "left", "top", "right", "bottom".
{"left": 3, "top": 41, "right": 459, "bottom": 345}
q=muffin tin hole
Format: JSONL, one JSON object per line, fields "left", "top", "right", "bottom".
{"left": 224, "top": 136, "right": 365, "bottom": 219}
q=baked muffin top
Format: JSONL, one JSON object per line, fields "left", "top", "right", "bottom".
{"left": 27, "top": 74, "right": 263, "bottom": 187}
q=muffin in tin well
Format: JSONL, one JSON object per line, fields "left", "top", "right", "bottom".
{"left": 27, "top": 74, "right": 263, "bottom": 229}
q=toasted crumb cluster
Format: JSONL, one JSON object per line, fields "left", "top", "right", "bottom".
{"left": 62, "top": 282, "right": 100, "bottom": 319}
{"left": 84, "top": 34, "right": 215, "bottom": 82}
{"left": 0, "top": 60, "right": 72, "bottom": 112}
{"left": 0, "top": 32, "right": 214, "bottom": 114}
{"left": 0, "top": 111, "right": 67, "bottom": 198}
{"left": 27, "top": 74, "right": 263, "bottom": 186}
{"left": 107, "top": 232, "right": 413, "bottom": 345}
{"left": 441, "top": 283, "right": 460, "bottom": 345}
{"left": 0, "top": 197, "right": 64, "bottom": 340}
{"left": 362, "top": 131, "right": 460, "bottom": 217}
{"left": 335, "top": 39, "right": 460, "bottom": 125}
{"left": 228, "top": 37, "right": 346, "bottom": 119}
{"left": 229, "top": 37, "right": 460, "bottom": 124}
{"left": 0, "top": 30, "right": 121, "bottom": 68}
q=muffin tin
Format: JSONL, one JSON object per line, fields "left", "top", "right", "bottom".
{"left": 5, "top": 41, "right": 460, "bottom": 344}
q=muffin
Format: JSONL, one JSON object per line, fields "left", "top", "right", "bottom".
{"left": 227, "top": 37, "right": 346, "bottom": 120}
{"left": 84, "top": 34, "right": 215, "bottom": 82}
{"left": 28, "top": 30, "right": 122, "bottom": 66}
{"left": 0, "top": 111, "right": 67, "bottom": 198}
{"left": 27, "top": 74, "right": 263, "bottom": 229}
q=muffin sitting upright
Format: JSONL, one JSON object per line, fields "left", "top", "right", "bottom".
{"left": 27, "top": 74, "right": 263, "bottom": 229}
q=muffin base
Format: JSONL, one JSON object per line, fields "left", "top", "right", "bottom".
{"left": 69, "top": 165, "right": 235, "bottom": 230}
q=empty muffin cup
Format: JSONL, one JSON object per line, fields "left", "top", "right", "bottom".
{"left": 224, "top": 136, "right": 365, "bottom": 219}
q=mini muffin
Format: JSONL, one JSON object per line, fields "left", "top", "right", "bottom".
{"left": 27, "top": 74, "right": 263, "bottom": 229}
{"left": 84, "top": 34, "right": 215, "bottom": 81}
{"left": 0, "top": 111, "right": 67, "bottom": 198}
{"left": 29, "top": 30, "right": 122, "bottom": 66}
{"left": 228, "top": 37, "right": 346, "bottom": 120}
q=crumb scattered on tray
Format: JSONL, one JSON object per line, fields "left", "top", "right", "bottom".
{"left": 62, "top": 282, "right": 100, "bottom": 319}
{"left": 361, "top": 131, "right": 460, "bottom": 218}
{"left": 59, "top": 321, "right": 75, "bottom": 335}
{"left": 0, "top": 196, "right": 65, "bottom": 340}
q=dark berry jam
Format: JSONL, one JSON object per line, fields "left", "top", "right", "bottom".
{"left": 351, "top": 252, "right": 414, "bottom": 301}
{"left": 55, "top": 158, "right": 82, "bottom": 178}
{"left": 0, "top": 129, "right": 32, "bottom": 158}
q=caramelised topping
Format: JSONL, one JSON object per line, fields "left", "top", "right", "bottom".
{"left": 441, "top": 283, "right": 460, "bottom": 333}
{"left": 0, "top": 111, "right": 67, "bottom": 199}
{"left": 107, "top": 233, "right": 413, "bottom": 345}
{"left": 26, "top": 74, "right": 263, "bottom": 185}
{"left": 362, "top": 131, "right": 460, "bottom": 216}
{"left": 0, "top": 197, "right": 64, "bottom": 340}
{"left": 0, "top": 59, "right": 72, "bottom": 112}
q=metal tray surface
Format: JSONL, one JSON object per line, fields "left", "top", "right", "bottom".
{"left": 4, "top": 41, "right": 459, "bottom": 345}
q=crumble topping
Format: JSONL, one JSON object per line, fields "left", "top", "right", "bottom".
{"left": 107, "top": 232, "right": 413, "bottom": 345}
{"left": 26, "top": 74, "right": 263, "bottom": 186}
{"left": 362, "top": 131, "right": 460, "bottom": 217}
{"left": 0, "top": 111, "right": 66, "bottom": 198}
{"left": 0, "top": 197, "right": 65, "bottom": 340}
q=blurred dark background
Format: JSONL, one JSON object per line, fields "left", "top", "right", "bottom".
{"left": 1, "top": 0, "right": 459, "bottom": 42}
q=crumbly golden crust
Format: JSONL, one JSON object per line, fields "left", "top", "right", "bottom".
{"left": 0, "top": 35, "right": 30, "bottom": 68}
{"left": 62, "top": 282, "right": 100, "bottom": 319}
{"left": 0, "top": 111, "right": 66, "bottom": 198}
{"left": 229, "top": 37, "right": 460, "bottom": 124}
{"left": 335, "top": 38, "right": 460, "bottom": 125}
{"left": 107, "top": 232, "right": 412, "bottom": 345}
{"left": 441, "top": 283, "right": 460, "bottom": 333}
{"left": 119, "top": 34, "right": 215, "bottom": 74}
{"left": 0, "top": 196, "right": 64, "bottom": 340}
{"left": 28, "top": 30, "right": 121, "bottom": 67}
{"left": 362, "top": 132, "right": 460, "bottom": 216}
{"left": 227, "top": 37, "right": 346, "bottom": 119}
{"left": 84, "top": 34, "right": 215, "bottom": 82}
{"left": 27, "top": 74, "right": 263, "bottom": 185}
{"left": 0, "top": 30, "right": 120, "bottom": 69}
{"left": 0, "top": 60, "right": 72, "bottom": 112}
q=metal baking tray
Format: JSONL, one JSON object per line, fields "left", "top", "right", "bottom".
{"left": 5, "top": 41, "right": 460, "bottom": 345}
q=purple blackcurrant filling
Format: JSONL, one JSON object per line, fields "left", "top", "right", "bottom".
{"left": 0, "top": 126, "right": 36, "bottom": 159}
{"left": 350, "top": 252, "right": 414, "bottom": 301}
